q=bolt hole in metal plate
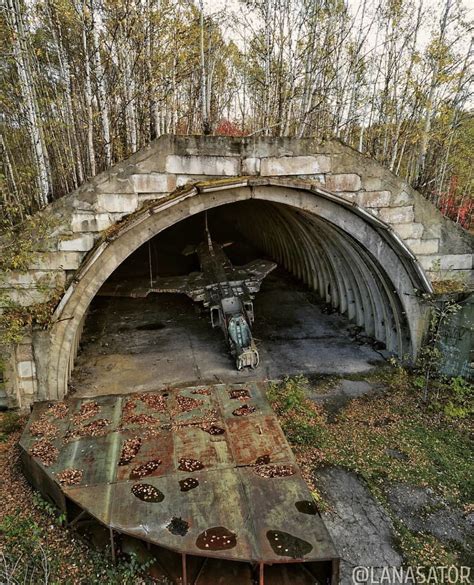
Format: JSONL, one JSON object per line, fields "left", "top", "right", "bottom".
{"left": 20, "top": 382, "right": 338, "bottom": 572}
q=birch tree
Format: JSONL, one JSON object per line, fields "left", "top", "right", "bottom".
{"left": 6, "top": 0, "right": 51, "bottom": 207}
{"left": 0, "top": 0, "right": 471, "bottom": 228}
{"left": 88, "top": 0, "right": 111, "bottom": 166}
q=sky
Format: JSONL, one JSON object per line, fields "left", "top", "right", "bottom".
{"left": 202, "top": 0, "right": 474, "bottom": 58}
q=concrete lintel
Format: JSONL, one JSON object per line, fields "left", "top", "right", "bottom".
{"left": 260, "top": 155, "right": 331, "bottom": 176}
{"left": 165, "top": 154, "right": 240, "bottom": 176}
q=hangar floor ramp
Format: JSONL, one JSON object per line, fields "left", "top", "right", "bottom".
{"left": 20, "top": 382, "right": 339, "bottom": 584}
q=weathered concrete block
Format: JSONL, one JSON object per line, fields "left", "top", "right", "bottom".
{"left": 379, "top": 206, "right": 415, "bottom": 224}
{"left": 166, "top": 155, "right": 239, "bottom": 176}
{"left": 71, "top": 212, "right": 114, "bottom": 232}
{"left": 404, "top": 238, "right": 439, "bottom": 255}
{"left": 422, "top": 223, "right": 442, "bottom": 239}
{"left": 362, "top": 176, "right": 384, "bottom": 191}
{"left": 337, "top": 192, "right": 357, "bottom": 203}
{"left": 325, "top": 174, "right": 362, "bottom": 192}
{"left": 419, "top": 254, "right": 472, "bottom": 271}
{"left": 260, "top": 155, "right": 331, "bottom": 176}
{"left": 16, "top": 344, "right": 33, "bottom": 361}
{"left": 130, "top": 173, "right": 176, "bottom": 193}
{"left": 30, "top": 252, "right": 84, "bottom": 270}
{"left": 242, "top": 157, "right": 260, "bottom": 175}
{"left": 427, "top": 269, "right": 472, "bottom": 284}
{"left": 391, "top": 190, "right": 412, "bottom": 206}
{"left": 58, "top": 233, "right": 95, "bottom": 252}
{"left": 394, "top": 223, "right": 424, "bottom": 239}
{"left": 96, "top": 193, "right": 138, "bottom": 213}
{"left": 94, "top": 176, "right": 133, "bottom": 194}
{"left": 20, "top": 379, "right": 36, "bottom": 396}
{"left": 0, "top": 288, "right": 51, "bottom": 307}
{"left": 357, "top": 191, "right": 392, "bottom": 208}
{"left": 304, "top": 174, "right": 326, "bottom": 185}
{"left": 17, "top": 360, "right": 35, "bottom": 378}
{"left": 0, "top": 270, "right": 62, "bottom": 289}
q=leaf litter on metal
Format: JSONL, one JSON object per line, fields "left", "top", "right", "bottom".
{"left": 19, "top": 382, "right": 338, "bottom": 565}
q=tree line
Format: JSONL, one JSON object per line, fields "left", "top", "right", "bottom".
{"left": 1, "top": 0, "right": 472, "bottom": 228}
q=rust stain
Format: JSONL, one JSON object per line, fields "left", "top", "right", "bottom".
{"left": 19, "top": 382, "right": 338, "bottom": 567}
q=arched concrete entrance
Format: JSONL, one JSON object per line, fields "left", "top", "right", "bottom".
{"left": 2, "top": 136, "right": 472, "bottom": 408}
{"left": 48, "top": 179, "right": 429, "bottom": 401}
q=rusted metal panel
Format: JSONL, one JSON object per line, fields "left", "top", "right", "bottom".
{"left": 63, "top": 433, "right": 120, "bottom": 486}
{"left": 107, "top": 469, "right": 257, "bottom": 561}
{"left": 20, "top": 383, "right": 338, "bottom": 569}
{"left": 19, "top": 449, "right": 66, "bottom": 513}
{"left": 226, "top": 415, "right": 294, "bottom": 466}
{"left": 65, "top": 482, "right": 113, "bottom": 525}
{"left": 115, "top": 429, "right": 174, "bottom": 482}
{"left": 173, "top": 425, "right": 233, "bottom": 470}
{"left": 214, "top": 383, "right": 273, "bottom": 419}
{"left": 239, "top": 467, "right": 337, "bottom": 563}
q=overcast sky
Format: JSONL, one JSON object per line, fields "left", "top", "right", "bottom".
{"left": 202, "top": 0, "right": 473, "bottom": 57}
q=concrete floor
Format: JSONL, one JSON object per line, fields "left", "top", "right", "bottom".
{"left": 71, "top": 268, "right": 385, "bottom": 398}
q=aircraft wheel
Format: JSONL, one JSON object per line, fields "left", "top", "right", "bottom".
{"left": 251, "top": 351, "right": 260, "bottom": 369}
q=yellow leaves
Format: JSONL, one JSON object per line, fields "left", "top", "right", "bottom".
{"left": 0, "top": 287, "right": 64, "bottom": 346}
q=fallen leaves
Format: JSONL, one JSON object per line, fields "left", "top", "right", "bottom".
{"left": 71, "top": 401, "right": 100, "bottom": 425}
{"left": 130, "top": 459, "right": 162, "bottom": 479}
{"left": 56, "top": 468, "right": 83, "bottom": 486}
{"left": 118, "top": 436, "right": 142, "bottom": 465}
{"left": 254, "top": 464, "right": 295, "bottom": 478}
{"left": 29, "top": 418, "right": 59, "bottom": 439}
{"left": 29, "top": 440, "right": 59, "bottom": 467}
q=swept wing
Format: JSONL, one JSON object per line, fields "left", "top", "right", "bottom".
{"left": 97, "top": 273, "right": 207, "bottom": 302}
{"left": 230, "top": 259, "right": 277, "bottom": 292}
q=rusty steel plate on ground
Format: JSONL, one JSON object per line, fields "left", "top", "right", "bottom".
{"left": 19, "top": 382, "right": 338, "bottom": 566}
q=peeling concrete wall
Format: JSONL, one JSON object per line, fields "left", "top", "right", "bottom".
{"left": 1, "top": 135, "right": 472, "bottom": 408}
{"left": 438, "top": 293, "right": 474, "bottom": 379}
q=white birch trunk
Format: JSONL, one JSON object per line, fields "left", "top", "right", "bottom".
{"left": 82, "top": 7, "right": 96, "bottom": 177}
{"left": 416, "top": 0, "right": 451, "bottom": 184}
{"left": 89, "top": 0, "right": 112, "bottom": 167}
{"left": 7, "top": 0, "right": 50, "bottom": 207}
{"left": 199, "top": 0, "right": 210, "bottom": 134}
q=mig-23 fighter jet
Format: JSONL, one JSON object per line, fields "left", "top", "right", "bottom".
{"left": 99, "top": 218, "right": 276, "bottom": 370}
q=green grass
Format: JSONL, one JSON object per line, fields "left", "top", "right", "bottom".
{"left": 399, "top": 424, "right": 473, "bottom": 501}
{"left": 0, "top": 508, "right": 159, "bottom": 584}
{"left": 0, "top": 411, "right": 21, "bottom": 441}
{"left": 266, "top": 371, "right": 473, "bottom": 566}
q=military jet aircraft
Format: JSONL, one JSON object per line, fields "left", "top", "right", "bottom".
{"left": 99, "top": 221, "right": 276, "bottom": 370}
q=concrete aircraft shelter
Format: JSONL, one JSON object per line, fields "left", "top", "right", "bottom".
{"left": 1, "top": 135, "right": 472, "bottom": 409}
